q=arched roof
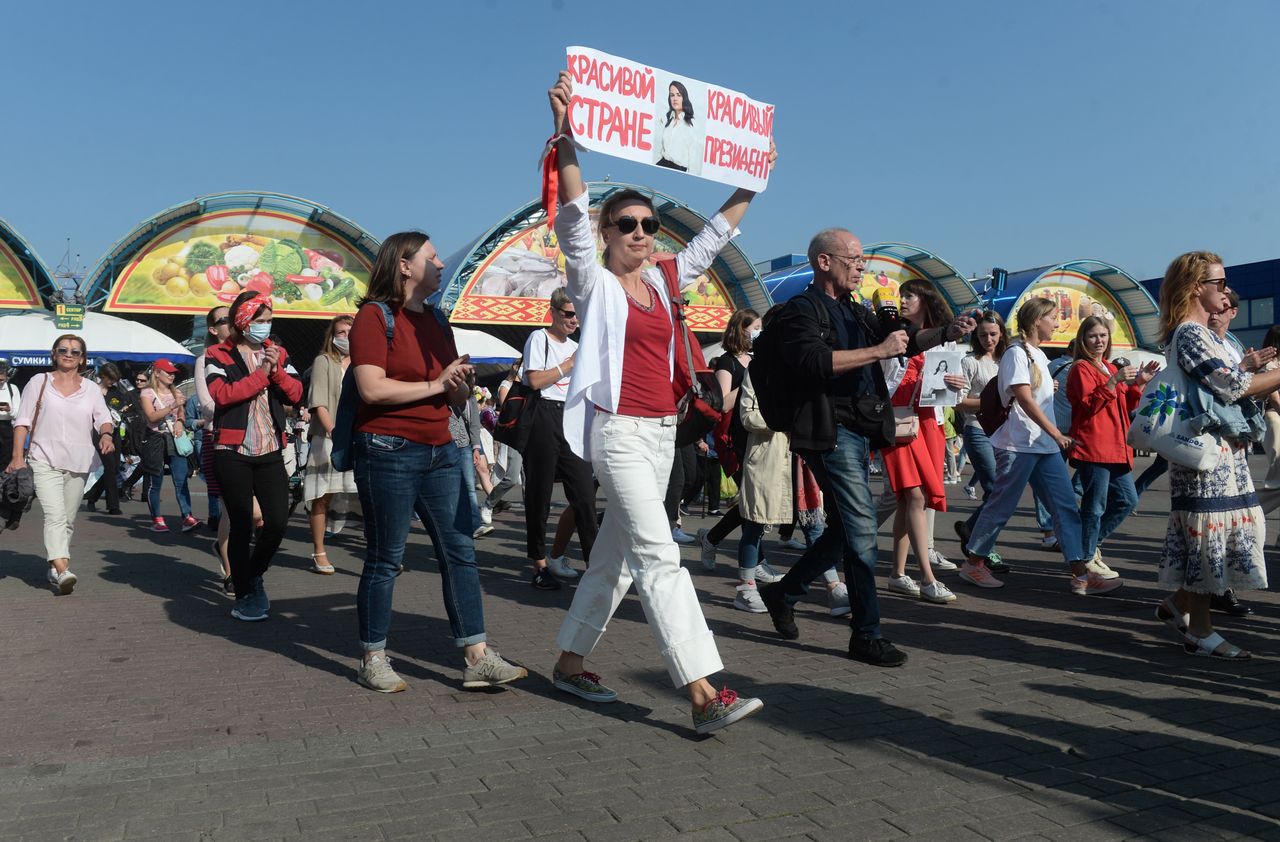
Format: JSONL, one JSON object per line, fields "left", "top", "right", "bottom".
{"left": 0, "top": 216, "right": 55, "bottom": 309}
{"left": 993, "top": 259, "right": 1161, "bottom": 349}
{"left": 433, "top": 182, "right": 768, "bottom": 341}
{"left": 763, "top": 242, "right": 980, "bottom": 311}
{"left": 81, "top": 191, "right": 381, "bottom": 309}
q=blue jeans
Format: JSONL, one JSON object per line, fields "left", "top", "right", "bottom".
{"left": 777, "top": 427, "right": 881, "bottom": 637}
{"left": 458, "top": 447, "right": 481, "bottom": 533}
{"left": 1134, "top": 455, "right": 1168, "bottom": 497}
{"left": 1076, "top": 462, "right": 1137, "bottom": 559}
{"left": 354, "top": 432, "right": 485, "bottom": 651}
{"left": 737, "top": 519, "right": 765, "bottom": 571}
{"left": 968, "top": 449, "right": 1086, "bottom": 564}
{"left": 963, "top": 424, "right": 1053, "bottom": 533}
{"left": 147, "top": 454, "right": 191, "bottom": 519}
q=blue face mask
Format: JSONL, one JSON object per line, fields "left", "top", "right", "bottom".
{"left": 246, "top": 322, "right": 272, "bottom": 344}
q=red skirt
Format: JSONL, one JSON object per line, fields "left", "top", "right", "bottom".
{"left": 881, "top": 416, "right": 946, "bottom": 511}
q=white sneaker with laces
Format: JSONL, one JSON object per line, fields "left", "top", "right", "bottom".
{"left": 928, "top": 549, "right": 957, "bottom": 571}
{"left": 963, "top": 485, "right": 978, "bottom": 500}
{"left": 1085, "top": 549, "right": 1118, "bottom": 580}
{"left": 547, "top": 555, "right": 579, "bottom": 579}
{"left": 754, "top": 560, "right": 784, "bottom": 584}
{"left": 697, "top": 528, "right": 717, "bottom": 571}
{"left": 920, "top": 580, "right": 957, "bottom": 604}
{"left": 828, "top": 582, "right": 851, "bottom": 617}
{"left": 480, "top": 504, "right": 493, "bottom": 525}
{"left": 733, "top": 583, "right": 768, "bottom": 613}
{"left": 887, "top": 575, "right": 921, "bottom": 596}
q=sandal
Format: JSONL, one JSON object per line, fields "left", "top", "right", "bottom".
{"left": 1183, "top": 631, "right": 1250, "bottom": 660}
{"left": 1155, "top": 598, "right": 1190, "bottom": 636}
{"left": 310, "top": 551, "right": 336, "bottom": 575}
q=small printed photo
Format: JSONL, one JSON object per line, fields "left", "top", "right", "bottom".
{"left": 651, "top": 74, "right": 704, "bottom": 176}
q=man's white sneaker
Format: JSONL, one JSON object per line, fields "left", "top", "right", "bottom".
{"left": 479, "top": 504, "right": 493, "bottom": 525}
{"left": 357, "top": 653, "right": 407, "bottom": 693}
{"left": 928, "top": 549, "right": 957, "bottom": 571}
{"left": 959, "top": 560, "right": 1005, "bottom": 589}
{"left": 547, "top": 555, "right": 579, "bottom": 579}
{"left": 887, "top": 575, "right": 921, "bottom": 597}
{"left": 697, "top": 528, "right": 717, "bottom": 571}
{"left": 733, "top": 583, "right": 768, "bottom": 613}
{"left": 828, "top": 582, "right": 851, "bottom": 617}
{"left": 920, "top": 580, "right": 957, "bottom": 604}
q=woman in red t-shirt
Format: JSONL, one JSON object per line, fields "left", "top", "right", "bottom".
{"left": 880, "top": 280, "right": 965, "bottom": 605}
{"left": 544, "top": 71, "right": 774, "bottom": 735}
{"left": 1067, "top": 315, "right": 1157, "bottom": 572}
{"left": 349, "top": 231, "right": 526, "bottom": 695}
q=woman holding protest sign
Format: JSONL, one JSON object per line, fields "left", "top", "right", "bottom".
{"left": 544, "top": 69, "right": 774, "bottom": 734}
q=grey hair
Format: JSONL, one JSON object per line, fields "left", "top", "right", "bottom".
{"left": 550, "top": 287, "right": 572, "bottom": 310}
{"left": 807, "top": 228, "right": 853, "bottom": 266}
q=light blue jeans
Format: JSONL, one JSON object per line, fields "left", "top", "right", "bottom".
{"left": 1075, "top": 462, "right": 1138, "bottom": 560}
{"left": 963, "top": 424, "right": 1053, "bottom": 533}
{"left": 967, "top": 448, "right": 1086, "bottom": 564}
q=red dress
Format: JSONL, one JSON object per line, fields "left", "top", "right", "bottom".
{"left": 881, "top": 355, "right": 947, "bottom": 511}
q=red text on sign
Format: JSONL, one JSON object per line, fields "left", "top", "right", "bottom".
{"left": 704, "top": 136, "right": 770, "bottom": 180}
{"left": 570, "top": 96, "right": 654, "bottom": 151}
{"left": 705, "top": 91, "right": 774, "bottom": 137}
{"left": 567, "top": 55, "right": 656, "bottom": 103}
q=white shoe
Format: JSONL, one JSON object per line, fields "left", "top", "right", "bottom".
{"left": 473, "top": 523, "right": 494, "bottom": 538}
{"left": 47, "top": 567, "right": 77, "bottom": 595}
{"left": 963, "top": 485, "right": 978, "bottom": 500}
{"left": 671, "top": 527, "right": 695, "bottom": 544}
{"left": 928, "top": 549, "right": 957, "bottom": 571}
{"left": 920, "top": 580, "right": 957, "bottom": 604}
{"left": 733, "top": 583, "right": 768, "bottom": 613}
{"left": 697, "top": 528, "right": 717, "bottom": 571}
{"left": 753, "top": 560, "right": 784, "bottom": 584}
{"left": 887, "top": 575, "right": 920, "bottom": 596}
{"left": 1085, "top": 549, "right": 1119, "bottom": 580}
{"left": 547, "top": 555, "right": 579, "bottom": 579}
{"left": 1041, "top": 535, "right": 1059, "bottom": 549}
{"left": 480, "top": 504, "right": 493, "bottom": 525}
{"left": 828, "top": 582, "right": 851, "bottom": 617}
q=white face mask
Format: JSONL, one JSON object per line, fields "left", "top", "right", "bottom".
{"left": 333, "top": 337, "right": 350, "bottom": 355}
{"left": 749, "top": 328, "right": 762, "bottom": 343}
{"left": 246, "top": 322, "right": 272, "bottom": 344}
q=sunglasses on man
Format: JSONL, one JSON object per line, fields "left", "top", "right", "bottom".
{"left": 606, "top": 215, "right": 661, "bottom": 236}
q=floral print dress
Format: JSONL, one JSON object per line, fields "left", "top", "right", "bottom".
{"left": 1159, "top": 322, "right": 1268, "bottom": 594}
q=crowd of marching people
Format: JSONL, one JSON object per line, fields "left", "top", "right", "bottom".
{"left": 3, "top": 71, "right": 1276, "bottom": 734}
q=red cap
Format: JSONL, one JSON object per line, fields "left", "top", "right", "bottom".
{"left": 153, "top": 358, "right": 178, "bottom": 374}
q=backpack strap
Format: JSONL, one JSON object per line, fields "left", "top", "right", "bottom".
{"left": 372, "top": 301, "right": 396, "bottom": 346}
{"left": 658, "top": 259, "right": 701, "bottom": 390}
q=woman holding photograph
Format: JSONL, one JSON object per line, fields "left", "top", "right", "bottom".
{"left": 656, "top": 80, "right": 697, "bottom": 172}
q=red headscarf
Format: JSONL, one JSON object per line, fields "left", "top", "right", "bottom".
{"left": 233, "top": 293, "right": 273, "bottom": 331}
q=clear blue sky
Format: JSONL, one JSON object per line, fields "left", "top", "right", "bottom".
{"left": 2, "top": 0, "right": 1277, "bottom": 285}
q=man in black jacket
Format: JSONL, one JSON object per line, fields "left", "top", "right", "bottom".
{"left": 759, "top": 228, "right": 974, "bottom": 666}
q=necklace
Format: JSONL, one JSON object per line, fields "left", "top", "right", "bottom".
{"left": 623, "top": 282, "right": 655, "bottom": 313}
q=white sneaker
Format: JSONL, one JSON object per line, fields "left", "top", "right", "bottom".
{"left": 753, "top": 560, "right": 784, "bottom": 584}
{"left": 920, "top": 580, "right": 957, "bottom": 604}
{"left": 357, "top": 653, "right": 407, "bottom": 693}
{"left": 47, "top": 567, "right": 77, "bottom": 595}
{"left": 733, "top": 583, "right": 768, "bottom": 613}
{"left": 1041, "top": 534, "right": 1059, "bottom": 549}
{"left": 928, "top": 549, "right": 957, "bottom": 571}
{"left": 963, "top": 485, "right": 978, "bottom": 500}
{"left": 473, "top": 523, "right": 494, "bottom": 538}
{"left": 828, "top": 582, "right": 851, "bottom": 617}
{"left": 480, "top": 504, "right": 493, "bottom": 525}
{"left": 1085, "top": 549, "right": 1119, "bottom": 580}
{"left": 547, "top": 555, "right": 579, "bottom": 579}
{"left": 887, "top": 575, "right": 920, "bottom": 596}
{"left": 671, "top": 527, "right": 695, "bottom": 544}
{"left": 697, "top": 528, "right": 717, "bottom": 571}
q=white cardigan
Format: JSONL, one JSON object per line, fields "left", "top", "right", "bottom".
{"left": 555, "top": 190, "right": 737, "bottom": 460}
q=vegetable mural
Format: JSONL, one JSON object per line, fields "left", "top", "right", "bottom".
{"left": 0, "top": 240, "right": 41, "bottom": 309}
{"left": 105, "top": 210, "right": 371, "bottom": 319}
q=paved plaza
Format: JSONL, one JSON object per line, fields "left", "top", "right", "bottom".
{"left": 1, "top": 455, "right": 1278, "bottom": 842}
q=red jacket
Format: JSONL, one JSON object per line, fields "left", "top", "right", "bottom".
{"left": 204, "top": 340, "right": 304, "bottom": 449}
{"left": 1066, "top": 359, "right": 1141, "bottom": 467}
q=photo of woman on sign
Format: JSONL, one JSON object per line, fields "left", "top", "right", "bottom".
{"left": 655, "top": 80, "right": 702, "bottom": 175}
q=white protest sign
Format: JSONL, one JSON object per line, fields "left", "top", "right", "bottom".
{"left": 564, "top": 46, "right": 774, "bottom": 193}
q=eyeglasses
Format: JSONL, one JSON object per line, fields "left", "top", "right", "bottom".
{"left": 1202, "top": 277, "right": 1229, "bottom": 292}
{"left": 54, "top": 347, "right": 84, "bottom": 357}
{"left": 556, "top": 308, "right": 578, "bottom": 319}
{"left": 607, "top": 215, "right": 661, "bottom": 236}
{"left": 212, "top": 317, "right": 230, "bottom": 326}
{"left": 825, "top": 253, "right": 868, "bottom": 269}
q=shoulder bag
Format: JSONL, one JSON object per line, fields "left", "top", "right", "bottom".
{"left": 1127, "top": 325, "right": 1219, "bottom": 470}
{"left": 658, "top": 260, "right": 724, "bottom": 448}
{"left": 492, "top": 332, "right": 545, "bottom": 452}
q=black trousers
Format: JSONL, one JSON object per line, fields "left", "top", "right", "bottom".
{"left": 0, "top": 422, "right": 12, "bottom": 464}
{"left": 85, "top": 438, "right": 121, "bottom": 510}
{"left": 664, "top": 442, "right": 699, "bottom": 522}
{"left": 213, "top": 449, "right": 290, "bottom": 596}
{"left": 522, "top": 400, "right": 597, "bottom": 562}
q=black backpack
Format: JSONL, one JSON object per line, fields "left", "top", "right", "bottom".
{"left": 749, "top": 289, "right": 831, "bottom": 433}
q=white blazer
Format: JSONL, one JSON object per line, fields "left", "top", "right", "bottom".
{"left": 554, "top": 190, "right": 737, "bottom": 460}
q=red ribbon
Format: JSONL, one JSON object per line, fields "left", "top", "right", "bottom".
{"left": 540, "top": 134, "right": 561, "bottom": 230}
{"left": 233, "top": 292, "right": 273, "bottom": 331}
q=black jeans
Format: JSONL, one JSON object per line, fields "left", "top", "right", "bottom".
{"left": 84, "top": 438, "right": 121, "bottom": 510}
{"left": 213, "top": 449, "right": 290, "bottom": 596}
{"left": 0, "top": 422, "right": 12, "bottom": 465}
{"left": 521, "top": 400, "right": 597, "bottom": 562}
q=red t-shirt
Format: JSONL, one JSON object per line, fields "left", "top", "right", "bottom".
{"left": 616, "top": 287, "right": 677, "bottom": 417}
{"left": 350, "top": 303, "right": 457, "bottom": 446}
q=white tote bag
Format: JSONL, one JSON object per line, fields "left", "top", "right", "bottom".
{"left": 1127, "top": 325, "right": 1219, "bottom": 470}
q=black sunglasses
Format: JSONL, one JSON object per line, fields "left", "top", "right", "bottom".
{"left": 608, "top": 215, "right": 660, "bottom": 236}
{"left": 557, "top": 308, "right": 578, "bottom": 319}
{"left": 212, "top": 317, "right": 230, "bottom": 326}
